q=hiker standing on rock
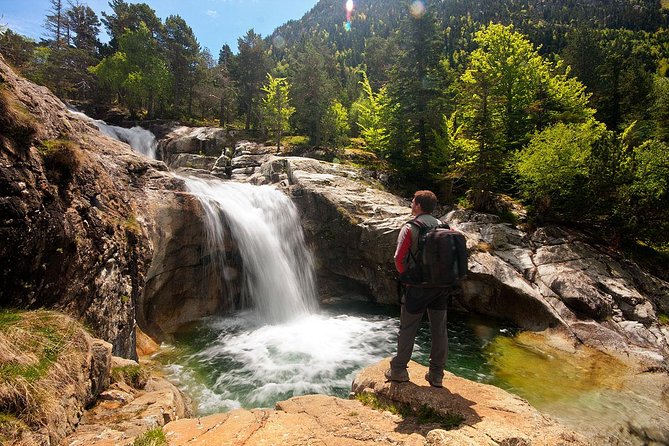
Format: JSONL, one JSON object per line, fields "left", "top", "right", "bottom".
{"left": 385, "top": 190, "right": 464, "bottom": 388}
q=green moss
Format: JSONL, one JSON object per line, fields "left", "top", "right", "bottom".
{"left": 355, "top": 391, "right": 410, "bottom": 417}
{"left": 133, "top": 427, "right": 168, "bottom": 446}
{"left": 124, "top": 214, "right": 141, "bottom": 235}
{"left": 354, "top": 392, "right": 463, "bottom": 429}
{"left": 37, "top": 138, "right": 76, "bottom": 157}
{"left": 658, "top": 313, "right": 669, "bottom": 326}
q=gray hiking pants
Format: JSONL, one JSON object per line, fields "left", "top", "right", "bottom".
{"left": 389, "top": 288, "right": 449, "bottom": 379}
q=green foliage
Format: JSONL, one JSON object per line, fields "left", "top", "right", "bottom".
{"left": 133, "top": 427, "right": 168, "bottom": 446}
{"left": 659, "top": 313, "right": 669, "bottom": 326}
{"left": 615, "top": 138, "right": 669, "bottom": 244}
{"left": 514, "top": 119, "right": 607, "bottom": 215}
{"left": 458, "top": 24, "right": 594, "bottom": 199}
{"left": 91, "top": 22, "right": 172, "bottom": 117}
{"left": 354, "top": 71, "right": 392, "bottom": 156}
{"left": 233, "top": 29, "right": 272, "bottom": 130}
{"left": 260, "top": 74, "right": 295, "bottom": 149}
{"left": 431, "top": 113, "right": 478, "bottom": 201}
{"left": 321, "top": 99, "right": 350, "bottom": 150}
{"left": 289, "top": 38, "right": 338, "bottom": 144}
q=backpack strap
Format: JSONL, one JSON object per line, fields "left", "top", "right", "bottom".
{"left": 406, "top": 218, "right": 428, "bottom": 265}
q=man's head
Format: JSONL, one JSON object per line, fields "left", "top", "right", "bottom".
{"left": 411, "top": 190, "right": 437, "bottom": 215}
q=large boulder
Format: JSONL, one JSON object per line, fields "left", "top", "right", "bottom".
{"left": 352, "top": 359, "right": 589, "bottom": 446}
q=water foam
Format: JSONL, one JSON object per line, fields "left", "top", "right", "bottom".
{"left": 162, "top": 309, "right": 398, "bottom": 413}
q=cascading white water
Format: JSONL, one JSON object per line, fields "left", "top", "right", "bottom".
{"left": 68, "top": 109, "right": 157, "bottom": 159}
{"left": 184, "top": 177, "right": 318, "bottom": 323}
{"left": 164, "top": 177, "right": 400, "bottom": 412}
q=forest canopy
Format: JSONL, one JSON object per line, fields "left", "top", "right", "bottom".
{"left": 1, "top": 0, "right": 668, "bottom": 252}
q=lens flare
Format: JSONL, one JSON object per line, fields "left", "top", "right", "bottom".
{"left": 345, "top": 0, "right": 354, "bottom": 27}
{"left": 410, "top": 0, "right": 426, "bottom": 18}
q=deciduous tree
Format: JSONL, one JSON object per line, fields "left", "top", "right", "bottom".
{"left": 260, "top": 74, "right": 294, "bottom": 150}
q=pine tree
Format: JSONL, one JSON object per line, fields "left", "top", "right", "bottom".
{"left": 232, "top": 29, "right": 271, "bottom": 130}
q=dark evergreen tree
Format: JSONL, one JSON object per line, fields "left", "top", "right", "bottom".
{"left": 164, "top": 15, "right": 201, "bottom": 116}
{"left": 387, "top": 5, "right": 442, "bottom": 180}
{"left": 232, "top": 29, "right": 272, "bottom": 130}
{"left": 101, "top": 0, "right": 165, "bottom": 51}
{"left": 44, "top": 0, "right": 67, "bottom": 48}
{"left": 288, "top": 38, "right": 338, "bottom": 144}
{"left": 67, "top": 3, "right": 100, "bottom": 52}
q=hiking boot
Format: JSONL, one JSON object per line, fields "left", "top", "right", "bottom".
{"left": 424, "top": 372, "right": 443, "bottom": 388}
{"left": 384, "top": 368, "right": 410, "bottom": 383}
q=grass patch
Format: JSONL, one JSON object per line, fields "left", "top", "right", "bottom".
{"left": 0, "top": 313, "right": 70, "bottom": 382}
{"left": 281, "top": 135, "right": 310, "bottom": 149}
{"left": 0, "top": 309, "right": 22, "bottom": 329}
{"left": 37, "top": 138, "right": 85, "bottom": 189}
{"left": 355, "top": 392, "right": 463, "bottom": 429}
{"left": 133, "top": 427, "right": 168, "bottom": 446}
{"left": 112, "top": 364, "right": 149, "bottom": 389}
{"left": 0, "top": 310, "right": 88, "bottom": 434}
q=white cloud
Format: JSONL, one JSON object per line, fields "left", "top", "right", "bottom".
{"left": 206, "top": 10, "right": 219, "bottom": 18}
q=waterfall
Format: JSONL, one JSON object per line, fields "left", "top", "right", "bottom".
{"left": 184, "top": 177, "right": 318, "bottom": 323}
{"left": 68, "top": 109, "right": 157, "bottom": 159}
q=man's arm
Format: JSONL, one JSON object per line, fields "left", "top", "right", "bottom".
{"left": 394, "top": 224, "right": 412, "bottom": 273}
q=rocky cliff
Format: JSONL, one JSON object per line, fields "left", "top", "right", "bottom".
{"left": 0, "top": 54, "right": 187, "bottom": 358}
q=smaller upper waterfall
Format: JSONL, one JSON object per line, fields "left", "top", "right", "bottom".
{"left": 68, "top": 108, "right": 157, "bottom": 159}
{"left": 185, "top": 177, "right": 318, "bottom": 323}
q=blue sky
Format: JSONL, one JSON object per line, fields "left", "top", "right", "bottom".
{"left": 0, "top": 0, "right": 322, "bottom": 53}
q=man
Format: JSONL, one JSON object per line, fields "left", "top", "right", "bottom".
{"left": 385, "top": 190, "right": 449, "bottom": 388}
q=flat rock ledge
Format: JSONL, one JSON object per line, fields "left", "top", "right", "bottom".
{"left": 351, "top": 359, "right": 587, "bottom": 446}
{"left": 159, "top": 359, "right": 585, "bottom": 446}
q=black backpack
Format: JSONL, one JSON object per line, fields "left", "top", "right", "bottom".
{"left": 400, "top": 219, "right": 468, "bottom": 287}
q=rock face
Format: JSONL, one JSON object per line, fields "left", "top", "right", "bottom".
{"left": 0, "top": 55, "right": 181, "bottom": 358}
{"left": 447, "top": 210, "right": 669, "bottom": 363}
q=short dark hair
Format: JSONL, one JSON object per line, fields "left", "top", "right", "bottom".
{"left": 413, "top": 190, "right": 437, "bottom": 213}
